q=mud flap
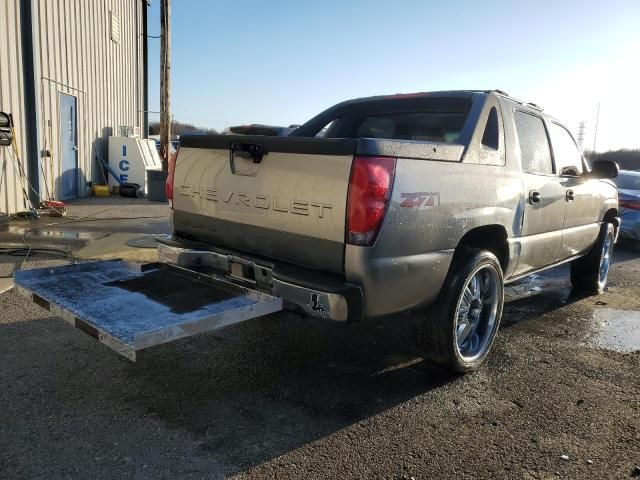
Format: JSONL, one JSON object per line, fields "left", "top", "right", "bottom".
{"left": 14, "top": 260, "right": 282, "bottom": 361}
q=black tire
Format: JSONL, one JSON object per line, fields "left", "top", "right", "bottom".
{"left": 417, "top": 248, "right": 504, "bottom": 373}
{"left": 570, "top": 223, "right": 615, "bottom": 295}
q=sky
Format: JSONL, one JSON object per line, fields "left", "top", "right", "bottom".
{"left": 147, "top": 0, "right": 640, "bottom": 152}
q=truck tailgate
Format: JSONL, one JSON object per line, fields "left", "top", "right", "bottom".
{"left": 172, "top": 135, "right": 357, "bottom": 273}
{"left": 14, "top": 261, "right": 282, "bottom": 361}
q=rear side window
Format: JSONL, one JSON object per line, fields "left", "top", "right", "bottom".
{"left": 514, "top": 111, "right": 553, "bottom": 174}
{"left": 548, "top": 123, "right": 584, "bottom": 175}
{"left": 481, "top": 107, "right": 499, "bottom": 149}
{"left": 355, "top": 112, "right": 467, "bottom": 143}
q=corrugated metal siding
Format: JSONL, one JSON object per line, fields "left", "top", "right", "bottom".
{"left": 36, "top": 0, "right": 144, "bottom": 200}
{"left": 0, "top": 0, "right": 144, "bottom": 214}
{"left": 0, "top": 0, "right": 31, "bottom": 214}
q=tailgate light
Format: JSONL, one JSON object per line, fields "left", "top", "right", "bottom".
{"left": 347, "top": 156, "right": 396, "bottom": 246}
{"left": 165, "top": 148, "right": 179, "bottom": 208}
{"left": 619, "top": 198, "right": 640, "bottom": 210}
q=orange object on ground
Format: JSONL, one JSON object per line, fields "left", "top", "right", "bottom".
{"left": 42, "top": 200, "right": 67, "bottom": 217}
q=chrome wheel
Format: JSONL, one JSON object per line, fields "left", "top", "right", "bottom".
{"left": 598, "top": 231, "right": 614, "bottom": 285}
{"left": 455, "top": 265, "right": 500, "bottom": 361}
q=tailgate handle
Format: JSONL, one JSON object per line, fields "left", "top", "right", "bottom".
{"left": 231, "top": 142, "right": 266, "bottom": 164}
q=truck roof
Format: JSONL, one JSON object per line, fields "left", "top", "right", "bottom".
{"left": 336, "top": 89, "right": 551, "bottom": 117}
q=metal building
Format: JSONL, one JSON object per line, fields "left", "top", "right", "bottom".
{"left": 0, "top": 0, "right": 148, "bottom": 215}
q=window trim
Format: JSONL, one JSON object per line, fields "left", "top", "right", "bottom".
{"left": 461, "top": 96, "right": 506, "bottom": 166}
{"left": 513, "top": 108, "right": 556, "bottom": 177}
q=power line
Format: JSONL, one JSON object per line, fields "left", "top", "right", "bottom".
{"left": 577, "top": 121, "right": 586, "bottom": 151}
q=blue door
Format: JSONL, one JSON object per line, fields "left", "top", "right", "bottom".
{"left": 59, "top": 93, "right": 78, "bottom": 199}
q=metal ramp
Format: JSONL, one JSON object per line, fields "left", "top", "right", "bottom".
{"left": 14, "top": 261, "right": 282, "bottom": 361}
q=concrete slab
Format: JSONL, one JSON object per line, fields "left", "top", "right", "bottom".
{"left": 62, "top": 196, "right": 169, "bottom": 219}
{"left": 74, "top": 233, "right": 160, "bottom": 263}
{"left": 0, "top": 197, "right": 170, "bottom": 265}
{"left": 0, "top": 277, "right": 14, "bottom": 294}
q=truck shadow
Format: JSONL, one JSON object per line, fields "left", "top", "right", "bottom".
{"left": 0, "top": 295, "right": 454, "bottom": 476}
{"left": 122, "top": 312, "right": 453, "bottom": 474}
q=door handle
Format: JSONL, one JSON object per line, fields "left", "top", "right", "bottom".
{"left": 529, "top": 190, "right": 541, "bottom": 205}
{"left": 71, "top": 145, "right": 78, "bottom": 151}
{"left": 566, "top": 189, "right": 575, "bottom": 202}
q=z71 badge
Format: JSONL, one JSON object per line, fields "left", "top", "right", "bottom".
{"left": 400, "top": 192, "right": 440, "bottom": 208}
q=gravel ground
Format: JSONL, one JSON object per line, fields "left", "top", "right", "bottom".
{"left": 0, "top": 238, "right": 639, "bottom": 478}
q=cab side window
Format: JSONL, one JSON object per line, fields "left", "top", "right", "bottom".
{"left": 514, "top": 111, "right": 553, "bottom": 175}
{"left": 548, "top": 123, "right": 584, "bottom": 176}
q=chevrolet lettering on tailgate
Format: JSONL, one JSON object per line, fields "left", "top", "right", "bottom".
{"left": 179, "top": 185, "right": 333, "bottom": 218}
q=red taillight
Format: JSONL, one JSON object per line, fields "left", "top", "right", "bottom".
{"left": 166, "top": 148, "right": 178, "bottom": 207}
{"left": 619, "top": 198, "right": 640, "bottom": 210}
{"left": 346, "top": 156, "right": 396, "bottom": 246}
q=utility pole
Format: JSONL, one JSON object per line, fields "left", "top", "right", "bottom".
{"left": 577, "top": 121, "right": 586, "bottom": 151}
{"left": 592, "top": 102, "right": 600, "bottom": 153}
{"left": 160, "top": 0, "right": 171, "bottom": 172}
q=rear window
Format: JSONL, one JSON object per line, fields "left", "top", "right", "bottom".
{"left": 291, "top": 95, "right": 472, "bottom": 140}
{"left": 355, "top": 112, "right": 466, "bottom": 143}
{"left": 615, "top": 173, "right": 640, "bottom": 191}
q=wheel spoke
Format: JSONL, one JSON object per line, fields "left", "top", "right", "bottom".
{"left": 481, "top": 271, "right": 490, "bottom": 296}
{"left": 471, "top": 274, "right": 481, "bottom": 297}
{"left": 457, "top": 322, "right": 473, "bottom": 345}
{"left": 463, "top": 286, "right": 474, "bottom": 305}
{"left": 468, "top": 331, "right": 479, "bottom": 352}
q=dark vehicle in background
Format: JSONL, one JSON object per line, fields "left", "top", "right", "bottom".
{"left": 229, "top": 124, "right": 299, "bottom": 136}
{"left": 155, "top": 139, "right": 181, "bottom": 153}
{"left": 615, "top": 170, "right": 640, "bottom": 250}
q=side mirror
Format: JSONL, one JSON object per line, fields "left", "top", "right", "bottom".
{"left": 588, "top": 160, "right": 618, "bottom": 179}
{"left": 560, "top": 165, "right": 581, "bottom": 177}
{"left": 0, "top": 112, "right": 12, "bottom": 147}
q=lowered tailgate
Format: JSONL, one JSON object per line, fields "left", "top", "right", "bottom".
{"left": 172, "top": 135, "right": 357, "bottom": 273}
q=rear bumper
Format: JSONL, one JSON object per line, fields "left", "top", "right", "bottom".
{"left": 156, "top": 236, "right": 364, "bottom": 322}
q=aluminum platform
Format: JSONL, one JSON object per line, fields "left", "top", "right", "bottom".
{"left": 14, "top": 260, "right": 282, "bottom": 361}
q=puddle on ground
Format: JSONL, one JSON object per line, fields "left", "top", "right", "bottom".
{"left": 505, "top": 273, "right": 571, "bottom": 302}
{"left": 588, "top": 308, "right": 640, "bottom": 353}
{"left": 30, "top": 230, "right": 107, "bottom": 240}
{"left": 5, "top": 225, "right": 106, "bottom": 240}
{"left": 125, "top": 235, "right": 158, "bottom": 249}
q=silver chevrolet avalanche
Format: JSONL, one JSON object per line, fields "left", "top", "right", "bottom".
{"left": 162, "top": 90, "right": 619, "bottom": 372}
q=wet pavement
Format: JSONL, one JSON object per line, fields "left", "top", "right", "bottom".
{"left": 0, "top": 196, "right": 170, "bottom": 252}
{"left": 589, "top": 309, "right": 640, "bottom": 353}
{"left": 0, "top": 199, "right": 639, "bottom": 478}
